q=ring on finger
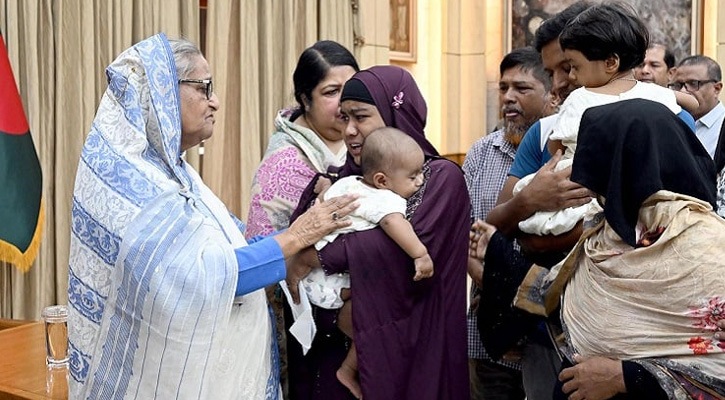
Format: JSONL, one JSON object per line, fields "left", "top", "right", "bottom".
{"left": 332, "top": 211, "right": 339, "bottom": 221}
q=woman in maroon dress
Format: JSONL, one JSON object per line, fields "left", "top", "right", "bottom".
{"left": 288, "top": 65, "right": 471, "bottom": 400}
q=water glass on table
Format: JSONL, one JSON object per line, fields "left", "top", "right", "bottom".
{"left": 41, "top": 305, "right": 68, "bottom": 368}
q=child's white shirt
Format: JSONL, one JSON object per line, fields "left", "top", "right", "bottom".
{"left": 305, "top": 176, "right": 406, "bottom": 309}
{"left": 550, "top": 82, "right": 681, "bottom": 158}
{"left": 515, "top": 82, "right": 682, "bottom": 236}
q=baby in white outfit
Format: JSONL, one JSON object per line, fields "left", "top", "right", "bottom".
{"left": 302, "top": 127, "right": 434, "bottom": 398}
{"left": 304, "top": 127, "right": 433, "bottom": 308}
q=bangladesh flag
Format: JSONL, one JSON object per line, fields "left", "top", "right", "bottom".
{"left": 0, "top": 31, "right": 43, "bottom": 271}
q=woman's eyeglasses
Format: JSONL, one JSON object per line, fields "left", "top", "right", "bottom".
{"left": 179, "top": 78, "right": 213, "bottom": 100}
{"left": 667, "top": 79, "right": 717, "bottom": 92}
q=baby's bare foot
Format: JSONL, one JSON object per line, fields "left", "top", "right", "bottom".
{"left": 336, "top": 364, "right": 362, "bottom": 399}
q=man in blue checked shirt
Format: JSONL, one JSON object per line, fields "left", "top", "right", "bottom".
{"left": 462, "top": 46, "right": 555, "bottom": 400}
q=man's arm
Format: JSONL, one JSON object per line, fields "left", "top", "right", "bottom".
{"left": 674, "top": 91, "right": 699, "bottom": 117}
{"left": 467, "top": 256, "right": 483, "bottom": 288}
{"left": 484, "top": 121, "right": 547, "bottom": 236}
{"left": 485, "top": 176, "right": 528, "bottom": 237}
{"left": 517, "top": 223, "right": 583, "bottom": 254}
{"left": 486, "top": 151, "right": 592, "bottom": 239}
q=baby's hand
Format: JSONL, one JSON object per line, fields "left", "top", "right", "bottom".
{"left": 413, "top": 253, "right": 434, "bottom": 281}
{"left": 314, "top": 177, "right": 333, "bottom": 199}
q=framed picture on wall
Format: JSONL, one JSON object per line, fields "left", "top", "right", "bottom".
{"left": 507, "top": 0, "right": 702, "bottom": 65}
{"left": 390, "top": 0, "right": 417, "bottom": 62}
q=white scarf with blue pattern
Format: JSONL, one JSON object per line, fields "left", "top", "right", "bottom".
{"left": 68, "top": 33, "right": 279, "bottom": 399}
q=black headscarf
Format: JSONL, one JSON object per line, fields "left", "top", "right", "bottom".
{"left": 339, "top": 77, "right": 375, "bottom": 105}
{"left": 571, "top": 99, "right": 717, "bottom": 247}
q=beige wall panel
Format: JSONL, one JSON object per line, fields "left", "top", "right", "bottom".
{"left": 404, "top": 0, "right": 443, "bottom": 150}
{"left": 357, "top": 0, "right": 390, "bottom": 67}
{"left": 442, "top": 54, "right": 463, "bottom": 153}
{"left": 442, "top": 53, "right": 486, "bottom": 154}
{"left": 441, "top": 0, "right": 486, "bottom": 154}
{"left": 484, "top": 0, "right": 504, "bottom": 134}
{"left": 717, "top": 0, "right": 725, "bottom": 43}
{"left": 458, "top": 53, "right": 487, "bottom": 151}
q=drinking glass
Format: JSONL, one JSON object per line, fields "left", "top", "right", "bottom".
{"left": 41, "top": 305, "right": 69, "bottom": 368}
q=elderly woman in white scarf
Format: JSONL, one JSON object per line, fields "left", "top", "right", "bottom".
{"left": 67, "top": 34, "right": 356, "bottom": 400}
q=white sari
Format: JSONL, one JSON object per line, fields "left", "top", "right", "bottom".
{"left": 68, "top": 33, "right": 279, "bottom": 399}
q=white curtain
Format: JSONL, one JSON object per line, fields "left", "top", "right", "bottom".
{"left": 203, "top": 0, "right": 355, "bottom": 218}
{"left": 0, "top": 0, "right": 356, "bottom": 319}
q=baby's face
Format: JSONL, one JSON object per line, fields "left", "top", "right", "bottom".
{"left": 563, "top": 48, "right": 611, "bottom": 88}
{"left": 384, "top": 149, "right": 425, "bottom": 199}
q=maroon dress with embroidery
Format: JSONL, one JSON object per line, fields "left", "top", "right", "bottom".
{"left": 288, "top": 66, "right": 470, "bottom": 400}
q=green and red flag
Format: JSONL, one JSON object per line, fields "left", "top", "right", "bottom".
{"left": 0, "top": 31, "right": 43, "bottom": 271}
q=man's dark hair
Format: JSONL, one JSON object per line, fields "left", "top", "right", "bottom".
{"left": 657, "top": 44, "right": 676, "bottom": 69}
{"left": 559, "top": 2, "right": 649, "bottom": 71}
{"left": 500, "top": 47, "right": 552, "bottom": 91}
{"left": 533, "top": 1, "right": 591, "bottom": 52}
{"left": 678, "top": 55, "right": 722, "bottom": 82}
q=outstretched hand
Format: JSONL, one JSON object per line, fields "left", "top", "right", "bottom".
{"left": 280, "top": 194, "right": 358, "bottom": 303}
{"left": 469, "top": 220, "right": 497, "bottom": 260}
{"left": 286, "top": 194, "right": 358, "bottom": 250}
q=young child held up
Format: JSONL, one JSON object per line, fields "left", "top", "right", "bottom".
{"left": 303, "top": 126, "right": 433, "bottom": 398}
{"left": 513, "top": 2, "right": 698, "bottom": 236}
